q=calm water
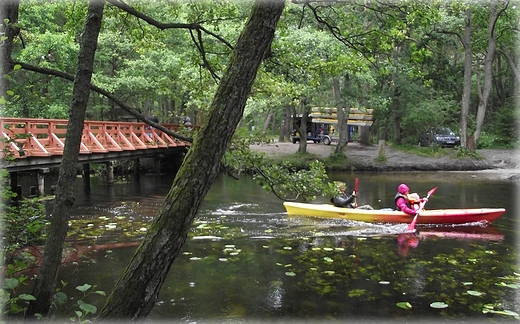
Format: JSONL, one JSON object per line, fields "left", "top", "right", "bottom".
{"left": 29, "top": 171, "right": 520, "bottom": 321}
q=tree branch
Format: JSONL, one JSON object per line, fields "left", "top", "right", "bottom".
{"left": 14, "top": 61, "right": 193, "bottom": 142}
{"left": 189, "top": 28, "right": 221, "bottom": 81}
{"left": 105, "top": 0, "right": 234, "bottom": 79}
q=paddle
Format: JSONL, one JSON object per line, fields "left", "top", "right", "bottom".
{"left": 407, "top": 187, "right": 437, "bottom": 231}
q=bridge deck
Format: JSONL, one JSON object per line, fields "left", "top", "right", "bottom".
{"left": 0, "top": 118, "right": 190, "bottom": 172}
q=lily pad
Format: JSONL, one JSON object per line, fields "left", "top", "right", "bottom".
{"left": 430, "top": 301, "right": 448, "bottom": 309}
{"left": 495, "top": 282, "right": 519, "bottom": 289}
{"left": 396, "top": 302, "right": 412, "bottom": 309}
{"left": 285, "top": 271, "right": 296, "bottom": 277}
{"left": 467, "top": 290, "right": 483, "bottom": 296}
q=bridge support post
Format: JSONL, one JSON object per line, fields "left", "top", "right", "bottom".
{"left": 82, "top": 164, "right": 91, "bottom": 192}
{"left": 9, "top": 172, "right": 21, "bottom": 200}
{"left": 37, "top": 168, "right": 49, "bottom": 196}
{"left": 154, "top": 158, "right": 161, "bottom": 174}
{"left": 106, "top": 161, "right": 114, "bottom": 184}
{"left": 133, "top": 159, "right": 140, "bottom": 179}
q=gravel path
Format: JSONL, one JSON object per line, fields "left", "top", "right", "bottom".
{"left": 250, "top": 141, "right": 520, "bottom": 180}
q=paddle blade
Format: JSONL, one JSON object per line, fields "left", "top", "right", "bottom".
{"left": 427, "top": 187, "right": 438, "bottom": 197}
{"left": 354, "top": 178, "right": 359, "bottom": 192}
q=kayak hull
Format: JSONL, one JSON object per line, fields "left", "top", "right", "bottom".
{"left": 283, "top": 202, "right": 505, "bottom": 225}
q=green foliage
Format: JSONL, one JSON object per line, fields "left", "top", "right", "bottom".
{"left": 399, "top": 96, "right": 459, "bottom": 145}
{"left": 479, "top": 104, "right": 518, "bottom": 148}
{"left": 223, "top": 132, "right": 335, "bottom": 202}
{"left": 1, "top": 276, "right": 36, "bottom": 316}
{"left": 374, "top": 153, "right": 387, "bottom": 163}
{"left": 5, "top": 0, "right": 516, "bottom": 151}
{"left": 2, "top": 250, "right": 105, "bottom": 321}
{"left": 455, "top": 147, "right": 483, "bottom": 160}
{"left": 394, "top": 144, "right": 451, "bottom": 158}
{"left": 4, "top": 198, "right": 47, "bottom": 250}
{"left": 252, "top": 160, "right": 333, "bottom": 202}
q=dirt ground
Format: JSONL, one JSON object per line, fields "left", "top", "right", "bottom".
{"left": 250, "top": 141, "right": 520, "bottom": 181}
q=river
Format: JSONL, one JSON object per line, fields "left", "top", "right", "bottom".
{"left": 30, "top": 171, "right": 520, "bottom": 321}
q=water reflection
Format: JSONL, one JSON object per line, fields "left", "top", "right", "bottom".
{"left": 18, "top": 171, "right": 519, "bottom": 321}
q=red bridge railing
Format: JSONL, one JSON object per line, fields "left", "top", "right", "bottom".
{"left": 0, "top": 118, "right": 190, "bottom": 159}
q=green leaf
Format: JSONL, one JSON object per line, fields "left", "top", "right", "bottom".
{"left": 467, "top": 290, "right": 483, "bottom": 296}
{"left": 13, "top": 64, "right": 21, "bottom": 71}
{"left": 0, "top": 289, "right": 11, "bottom": 304}
{"left": 430, "top": 301, "right": 448, "bottom": 309}
{"left": 93, "top": 290, "right": 106, "bottom": 296}
{"left": 78, "top": 300, "right": 97, "bottom": 314}
{"left": 53, "top": 291, "right": 68, "bottom": 305}
{"left": 396, "top": 302, "right": 412, "bottom": 309}
{"left": 18, "top": 294, "right": 37, "bottom": 301}
{"left": 285, "top": 271, "right": 296, "bottom": 276}
{"left": 76, "top": 284, "right": 92, "bottom": 293}
{"left": 3, "top": 278, "right": 19, "bottom": 290}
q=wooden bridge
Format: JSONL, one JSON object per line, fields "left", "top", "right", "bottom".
{"left": 0, "top": 117, "right": 191, "bottom": 173}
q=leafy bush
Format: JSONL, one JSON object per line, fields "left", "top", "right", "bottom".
{"left": 479, "top": 104, "right": 518, "bottom": 148}
{"left": 399, "top": 97, "right": 459, "bottom": 145}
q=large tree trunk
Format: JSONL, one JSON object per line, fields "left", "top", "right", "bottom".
{"left": 97, "top": 0, "right": 284, "bottom": 319}
{"left": 473, "top": 1, "right": 500, "bottom": 144}
{"left": 460, "top": 8, "right": 472, "bottom": 149}
{"left": 503, "top": 50, "right": 520, "bottom": 85}
{"left": 27, "top": 0, "right": 105, "bottom": 316}
{"left": 297, "top": 98, "right": 309, "bottom": 153}
{"left": 333, "top": 76, "right": 347, "bottom": 154}
{"left": 0, "top": 0, "right": 20, "bottom": 98}
{"left": 262, "top": 112, "right": 272, "bottom": 132}
{"left": 278, "top": 105, "right": 290, "bottom": 142}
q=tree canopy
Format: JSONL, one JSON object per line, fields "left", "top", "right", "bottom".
{"left": 1, "top": 0, "right": 517, "bottom": 147}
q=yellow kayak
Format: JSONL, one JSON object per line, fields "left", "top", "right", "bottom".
{"left": 283, "top": 202, "right": 506, "bottom": 225}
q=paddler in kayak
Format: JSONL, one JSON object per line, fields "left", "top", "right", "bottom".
{"left": 395, "top": 183, "right": 428, "bottom": 215}
{"left": 330, "top": 181, "right": 373, "bottom": 210}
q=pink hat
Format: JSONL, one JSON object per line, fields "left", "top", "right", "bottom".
{"left": 398, "top": 183, "right": 409, "bottom": 194}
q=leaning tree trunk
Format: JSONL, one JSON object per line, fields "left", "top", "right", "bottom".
{"left": 27, "top": 0, "right": 105, "bottom": 317}
{"left": 473, "top": 1, "right": 500, "bottom": 145}
{"left": 460, "top": 8, "right": 472, "bottom": 150}
{"left": 0, "top": 0, "right": 20, "bottom": 98}
{"left": 97, "top": 0, "right": 284, "bottom": 320}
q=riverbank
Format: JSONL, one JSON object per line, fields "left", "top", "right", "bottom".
{"left": 249, "top": 141, "right": 520, "bottom": 181}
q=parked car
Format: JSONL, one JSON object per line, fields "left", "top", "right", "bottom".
{"left": 418, "top": 127, "right": 460, "bottom": 147}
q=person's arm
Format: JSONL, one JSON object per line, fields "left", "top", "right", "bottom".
{"left": 344, "top": 191, "right": 356, "bottom": 205}
{"left": 396, "top": 197, "right": 417, "bottom": 215}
